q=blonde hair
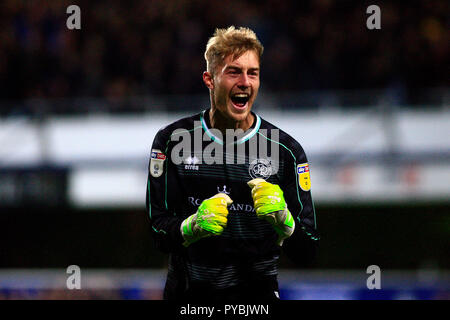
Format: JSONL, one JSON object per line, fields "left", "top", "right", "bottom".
{"left": 204, "top": 26, "right": 264, "bottom": 75}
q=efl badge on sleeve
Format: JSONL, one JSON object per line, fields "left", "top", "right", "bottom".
{"left": 297, "top": 163, "right": 311, "bottom": 192}
{"left": 150, "top": 149, "right": 166, "bottom": 178}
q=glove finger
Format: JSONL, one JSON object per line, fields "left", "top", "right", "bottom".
{"left": 213, "top": 215, "right": 228, "bottom": 226}
{"left": 197, "top": 211, "right": 227, "bottom": 230}
{"left": 254, "top": 198, "right": 285, "bottom": 215}
{"left": 200, "top": 203, "right": 227, "bottom": 217}
{"left": 252, "top": 188, "right": 282, "bottom": 200}
{"left": 250, "top": 181, "right": 272, "bottom": 192}
{"left": 209, "top": 207, "right": 229, "bottom": 217}
{"left": 256, "top": 194, "right": 283, "bottom": 204}
{"left": 255, "top": 206, "right": 275, "bottom": 216}
{"left": 205, "top": 198, "right": 232, "bottom": 212}
{"left": 204, "top": 224, "right": 223, "bottom": 235}
{"left": 254, "top": 192, "right": 284, "bottom": 207}
{"left": 210, "top": 193, "right": 233, "bottom": 205}
{"left": 214, "top": 208, "right": 229, "bottom": 216}
{"left": 198, "top": 217, "right": 222, "bottom": 232}
{"left": 247, "top": 178, "right": 267, "bottom": 189}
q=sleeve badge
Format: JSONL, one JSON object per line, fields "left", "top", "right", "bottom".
{"left": 297, "top": 163, "right": 311, "bottom": 192}
{"left": 150, "top": 149, "right": 166, "bottom": 178}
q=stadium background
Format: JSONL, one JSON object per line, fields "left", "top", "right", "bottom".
{"left": 0, "top": 0, "right": 448, "bottom": 300}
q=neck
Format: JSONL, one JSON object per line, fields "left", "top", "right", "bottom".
{"left": 209, "top": 108, "right": 254, "bottom": 135}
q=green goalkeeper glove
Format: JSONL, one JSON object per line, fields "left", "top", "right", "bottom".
{"left": 248, "top": 178, "right": 295, "bottom": 246}
{"left": 180, "top": 193, "right": 233, "bottom": 247}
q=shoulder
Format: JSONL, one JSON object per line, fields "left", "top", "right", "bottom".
{"left": 257, "top": 114, "right": 307, "bottom": 159}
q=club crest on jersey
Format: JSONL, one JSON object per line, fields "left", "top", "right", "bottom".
{"left": 249, "top": 158, "right": 273, "bottom": 180}
{"left": 297, "top": 163, "right": 311, "bottom": 191}
{"left": 150, "top": 149, "right": 166, "bottom": 178}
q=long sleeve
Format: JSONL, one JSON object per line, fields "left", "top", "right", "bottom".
{"left": 280, "top": 141, "right": 320, "bottom": 267}
{"left": 146, "top": 129, "right": 185, "bottom": 253}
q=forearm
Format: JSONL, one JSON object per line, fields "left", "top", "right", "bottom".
{"left": 283, "top": 225, "right": 319, "bottom": 268}
{"left": 149, "top": 206, "right": 185, "bottom": 253}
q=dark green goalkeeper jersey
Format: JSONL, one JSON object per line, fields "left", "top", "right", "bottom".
{"left": 146, "top": 108, "right": 319, "bottom": 301}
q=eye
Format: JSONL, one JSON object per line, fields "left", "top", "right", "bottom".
{"left": 226, "top": 67, "right": 241, "bottom": 75}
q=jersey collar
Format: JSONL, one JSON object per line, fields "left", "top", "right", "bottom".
{"left": 200, "top": 109, "right": 261, "bottom": 145}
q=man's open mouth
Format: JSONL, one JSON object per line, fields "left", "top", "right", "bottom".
{"left": 230, "top": 93, "right": 250, "bottom": 109}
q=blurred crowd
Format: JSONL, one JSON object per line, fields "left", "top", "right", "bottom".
{"left": 0, "top": 0, "right": 448, "bottom": 113}
{"left": 0, "top": 288, "right": 163, "bottom": 300}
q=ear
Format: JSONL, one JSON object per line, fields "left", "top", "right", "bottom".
{"left": 203, "top": 71, "right": 214, "bottom": 90}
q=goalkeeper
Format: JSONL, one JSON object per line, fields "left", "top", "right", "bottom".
{"left": 146, "top": 26, "right": 319, "bottom": 301}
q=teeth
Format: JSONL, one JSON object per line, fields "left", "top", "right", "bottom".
{"left": 234, "top": 94, "right": 249, "bottom": 98}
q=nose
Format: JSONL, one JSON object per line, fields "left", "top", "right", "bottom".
{"left": 238, "top": 73, "right": 251, "bottom": 89}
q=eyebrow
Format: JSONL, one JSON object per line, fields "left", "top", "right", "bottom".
{"left": 225, "top": 65, "right": 260, "bottom": 72}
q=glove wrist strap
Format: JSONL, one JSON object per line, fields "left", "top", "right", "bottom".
{"left": 180, "top": 211, "right": 215, "bottom": 247}
{"left": 180, "top": 213, "right": 202, "bottom": 247}
{"left": 272, "top": 208, "right": 295, "bottom": 246}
